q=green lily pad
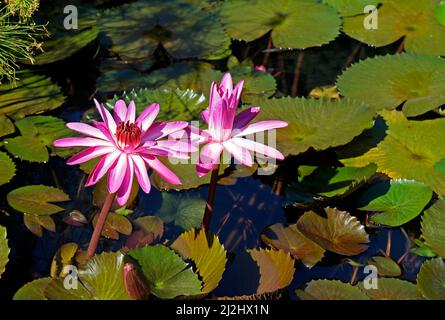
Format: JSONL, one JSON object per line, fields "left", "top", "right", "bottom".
{"left": 133, "top": 216, "right": 164, "bottom": 240}
{"left": 296, "top": 207, "right": 369, "bottom": 256}
{"left": 0, "top": 225, "right": 9, "bottom": 279}
{"left": 285, "top": 164, "right": 376, "bottom": 206}
{"left": 358, "top": 179, "right": 432, "bottom": 227}
{"left": 435, "top": 1, "right": 445, "bottom": 27}
{"left": 248, "top": 248, "right": 295, "bottom": 295}
{"left": 98, "top": 0, "right": 230, "bottom": 62}
{"left": 261, "top": 223, "right": 325, "bottom": 268}
{"left": 254, "top": 97, "right": 375, "bottom": 156}
{"left": 0, "top": 151, "right": 16, "bottom": 186}
{"left": 410, "top": 239, "right": 437, "bottom": 258}
{"left": 0, "top": 72, "right": 65, "bottom": 120}
{"left": 24, "top": 214, "right": 56, "bottom": 237}
{"left": 106, "top": 88, "right": 207, "bottom": 122}
{"left": 358, "top": 278, "right": 420, "bottom": 300}
{"left": 172, "top": 228, "right": 227, "bottom": 294}
{"left": 337, "top": 54, "right": 445, "bottom": 116}
{"left": 31, "top": 27, "right": 98, "bottom": 65}
{"left": 296, "top": 279, "right": 369, "bottom": 300}
{"left": 220, "top": 0, "right": 341, "bottom": 49}
{"left": 96, "top": 68, "right": 153, "bottom": 94}
{"left": 13, "top": 278, "right": 52, "bottom": 300}
{"left": 128, "top": 245, "right": 202, "bottom": 299}
{"left": 323, "top": 0, "right": 380, "bottom": 16}
{"left": 0, "top": 115, "right": 15, "bottom": 138}
{"left": 343, "top": 0, "right": 445, "bottom": 56}
{"left": 45, "top": 278, "right": 93, "bottom": 300}
{"left": 367, "top": 256, "right": 402, "bottom": 277}
{"left": 7, "top": 185, "right": 70, "bottom": 215}
{"left": 341, "top": 110, "right": 445, "bottom": 196}
{"left": 421, "top": 199, "right": 445, "bottom": 259}
{"left": 5, "top": 116, "right": 74, "bottom": 162}
{"left": 417, "top": 258, "right": 445, "bottom": 300}
{"left": 154, "top": 192, "right": 205, "bottom": 231}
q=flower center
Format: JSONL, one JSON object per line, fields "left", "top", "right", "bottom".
{"left": 116, "top": 121, "right": 141, "bottom": 149}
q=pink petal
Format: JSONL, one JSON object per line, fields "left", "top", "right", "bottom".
{"left": 66, "top": 122, "right": 108, "bottom": 140}
{"left": 155, "top": 140, "right": 197, "bottom": 153}
{"left": 222, "top": 140, "right": 253, "bottom": 167}
{"left": 233, "top": 79, "right": 244, "bottom": 103}
{"left": 125, "top": 101, "right": 136, "bottom": 123}
{"left": 85, "top": 151, "right": 121, "bottom": 187}
{"left": 94, "top": 121, "right": 117, "bottom": 145}
{"left": 131, "top": 154, "right": 151, "bottom": 193}
{"left": 116, "top": 157, "right": 135, "bottom": 206}
{"left": 136, "top": 103, "right": 159, "bottom": 132}
{"left": 232, "top": 107, "right": 260, "bottom": 130}
{"left": 142, "top": 121, "right": 189, "bottom": 141}
{"left": 143, "top": 156, "right": 181, "bottom": 185}
{"left": 94, "top": 99, "right": 117, "bottom": 134}
{"left": 53, "top": 137, "right": 113, "bottom": 148}
{"left": 220, "top": 73, "right": 233, "bottom": 94}
{"left": 66, "top": 146, "right": 115, "bottom": 165}
{"left": 114, "top": 100, "right": 128, "bottom": 123}
{"left": 229, "top": 137, "right": 284, "bottom": 160}
{"left": 140, "top": 147, "right": 190, "bottom": 160}
{"left": 201, "top": 108, "right": 210, "bottom": 124}
{"left": 196, "top": 142, "right": 224, "bottom": 177}
{"left": 234, "top": 120, "right": 288, "bottom": 137}
{"left": 108, "top": 153, "right": 128, "bottom": 193}
{"left": 208, "top": 99, "right": 227, "bottom": 141}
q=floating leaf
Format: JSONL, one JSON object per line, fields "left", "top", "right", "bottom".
{"left": 253, "top": 97, "right": 374, "bottom": 156}
{"left": 153, "top": 193, "right": 205, "bottom": 230}
{"left": 92, "top": 212, "right": 132, "bottom": 240}
{"left": 98, "top": 0, "right": 230, "bottom": 62}
{"left": 5, "top": 116, "right": 73, "bottom": 162}
{"left": 13, "top": 278, "right": 52, "bottom": 300}
{"left": 358, "top": 278, "right": 419, "bottom": 300}
{"left": 367, "top": 256, "right": 402, "bottom": 277}
{"left": 308, "top": 85, "right": 340, "bottom": 101}
{"left": 0, "top": 72, "right": 65, "bottom": 120}
{"left": 341, "top": 111, "right": 445, "bottom": 196}
{"left": 0, "top": 115, "right": 14, "bottom": 138}
{"left": 128, "top": 245, "right": 202, "bottom": 299}
{"left": 286, "top": 164, "right": 376, "bottom": 206}
{"left": 45, "top": 278, "right": 93, "bottom": 300}
{"left": 410, "top": 239, "right": 437, "bottom": 258}
{"left": 23, "top": 214, "right": 56, "bottom": 237}
{"left": 421, "top": 199, "right": 445, "bottom": 259}
{"left": 248, "top": 248, "right": 295, "bottom": 295}
{"left": 172, "top": 228, "right": 227, "bottom": 294}
{"left": 7, "top": 185, "right": 70, "bottom": 215}
{"left": 337, "top": 54, "right": 445, "bottom": 116}
{"left": 0, "top": 225, "right": 9, "bottom": 278}
{"left": 296, "top": 279, "right": 369, "bottom": 300}
{"left": 220, "top": 0, "right": 341, "bottom": 49}
{"left": 106, "top": 88, "right": 207, "bottom": 122}
{"left": 31, "top": 27, "right": 98, "bottom": 65}
{"left": 343, "top": 0, "right": 445, "bottom": 56}
{"left": 50, "top": 243, "right": 79, "bottom": 278}
{"left": 358, "top": 179, "right": 432, "bottom": 227}
{"left": 133, "top": 216, "right": 164, "bottom": 240}
{"left": 261, "top": 223, "right": 325, "bottom": 268}
{"left": 417, "top": 258, "right": 445, "bottom": 300}
{"left": 323, "top": 0, "right": 380, "bottom": 16}
{"left": 0, "top": 151, "right": 16, "bottom": 186}
{"left": 436, "top": 1, "right": 445, "bottom": 27}
{"left": 297, "top": 207, "right": 369, "bottom": 256}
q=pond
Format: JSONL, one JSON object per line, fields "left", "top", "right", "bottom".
{"left": 0, "top": 0, "right": 445, "bottom": 301}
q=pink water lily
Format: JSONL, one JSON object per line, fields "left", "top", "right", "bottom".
{"left": 54, "top": 99, "right": 191, "bottom": 206}
{"left": 197, "top": 73, "right": 288, "bottom": 177}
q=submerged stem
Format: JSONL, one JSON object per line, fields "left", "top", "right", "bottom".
{"left": 87, "top": 192, "right": 116, "bottom": 258}
{"left": 202, "top": 164, "right": 220, "bottom": 232}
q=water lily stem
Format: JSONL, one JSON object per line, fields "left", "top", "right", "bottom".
{"left": 87, "top": 192, "right": 116, "bottom": 258}
{"left": 202, "top": 164, "right": 220, "bottom": 233}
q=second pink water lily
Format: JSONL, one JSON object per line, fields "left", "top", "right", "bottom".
{"left": 197, "top": 73, "right": 288, "bottom": 177}
{"left": 54, "top": 99, "right": 192, "bottom": 205}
